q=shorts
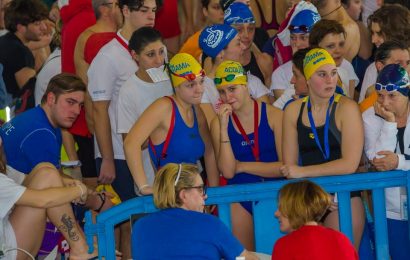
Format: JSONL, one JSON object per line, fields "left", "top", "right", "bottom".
{"left": 73, "top": 134, "right": 97, "bottom": 178}
{"left": 387, "top": 218, "right": 410, "bottom": 260}
{"left": 321, "top": 191, "right": 362, "bottom": 221}
{"left": 228, "top": 173, "right": 282, "bottom": 214}
{"left": 96, "top": 158, "right": 136, "bottom": 202}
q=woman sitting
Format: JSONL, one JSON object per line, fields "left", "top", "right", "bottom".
{"left": 280, "top": 48, "right": 366, "bottom": 251}
{"left": 131, "top": 163, "right": 257, "bottom": 259}
{"left": 210, "top": 60, "right": 283, "bottom": 250}
{"left": 363, "top": 63, "right": 410, "bottom": 260}
{"left": 272, "top": 180, "right": 358, "bottom": 259}
{"left": 0, "top": 137, "right": 96, "bottom": 260}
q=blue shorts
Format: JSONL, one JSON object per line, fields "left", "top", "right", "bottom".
{"left": 96, "top": 158, "right": 137, "bottom": 202}
{"left": 388, "top": 218, "right": 410, "bottom": 260}
{"left": 227, "top": 173, "right": 282, "bottom": 214}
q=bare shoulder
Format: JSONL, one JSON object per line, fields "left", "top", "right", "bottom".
{"left": 336, "top": 96, "right": 361, "bottom": 119}
{"left": 149, "top": 96, "right": 174, "bottom": 112}
{"left": 77, "top": 29, "right": 94, "bottom": 48}
{"left": 265, "top": 102, "right": 283, "bottom": 118}
{"left": 284, "top": 98, "right": 303, "bottom": 117}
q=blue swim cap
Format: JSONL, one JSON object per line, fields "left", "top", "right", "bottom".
{"left": 289, "top": 9, "right": 321, "bottom": 34}
{"left": 376, "top": 64, "right": 410, "bottom": 96}
{"left": 224, "top": 2, "right": 255, "bottom": 25}
{"left": 199, "top": 24, "right": 238, "bottom": 58}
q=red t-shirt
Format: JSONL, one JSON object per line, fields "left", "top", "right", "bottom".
{"left": 84, "top": 32, "right": 117, "bottom": 64}
{"left": 154, "top": 0, "right": 181, "bottom": 38}
{"left": 272, "top": 225, "right": 358, "bottom": 260}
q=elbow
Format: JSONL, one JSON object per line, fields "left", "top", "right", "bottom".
{"left": 219, "top": 167, "right": 235, "bottom": 179}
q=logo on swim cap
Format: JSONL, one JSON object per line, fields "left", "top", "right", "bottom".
{"left": 202, "top": 27, "right": 224, "bottom": 49}
{"left": 169, "top": 62, "right": 190, "bottom": 73}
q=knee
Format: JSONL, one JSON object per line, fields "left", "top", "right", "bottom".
{"left": 28, "top": 163, "right": 63, "bottom": 188}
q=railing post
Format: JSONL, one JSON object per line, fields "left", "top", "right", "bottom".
{"left": 217, "top": 203, "right": 232, "bottom": 230}
{"left": 372, "top": 188, "right": 389, "bottom": 259}
{"left": 338, "top": 191, "right": 353, "bottom": 242}
{"left": 406, "top": 170, "right": 410, "bottom": 248}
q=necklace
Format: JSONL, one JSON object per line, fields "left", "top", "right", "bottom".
{"left": 322, "top": 4, "right": 342, "bottom": 18}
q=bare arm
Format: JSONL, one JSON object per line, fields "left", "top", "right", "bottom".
{"left": 74, "top": 31, "right": 90, "bottom": 84}
{"left": 343, "top": 21, "right": 360, "bottom": 62}
{"left": 357, "top": 21, "right": 372, "bottom": 60}
{"left": 61, "top": 129, "right": 79, "bottom": 161}
{"left": 282, "top": 101, "right": 301, "bottom": 165}
{"left": 210, "top": 105, "right": 237, "bottom": 179}
{"left": 199, "top": 103, "right": 216, "bottom": 128}
{"left": 74, "top": 32, "right": 94, "bottom": 132}
{"left": 93, "top": 100, "right": 115, "bottom": 184}
{"left": 15, "top": 67, "right": 36, "bottom": 89}
{"left": 196, "top": 106, "right": 219, "bottom": 187}
{"left": 181, "top": 0, "right": 195, "bottom": 39}
{"left": 124, "top": 98, "right": 170, "bottom": 194}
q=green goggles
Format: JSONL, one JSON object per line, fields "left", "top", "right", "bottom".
{"left": 214, "top": 74, "right": 245, "bottom": 85}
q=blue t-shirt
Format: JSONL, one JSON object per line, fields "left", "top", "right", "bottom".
{"left": 132, "top": 208, "right": 244, "bottom": 260}
{"left": 149, "top": 98, "right": 205, "bottom": 169}
{"left": 0, "top": 106, "right": 62, "bottom": 174}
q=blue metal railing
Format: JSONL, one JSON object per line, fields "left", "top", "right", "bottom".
{"left": 84, "top": 170, "right": 410, "bottom": 259}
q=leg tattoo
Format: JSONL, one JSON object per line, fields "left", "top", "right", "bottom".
{"left": 58, "top": 214, "right": 79, "bottom": 241}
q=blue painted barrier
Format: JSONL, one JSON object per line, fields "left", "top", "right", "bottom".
{"left": 84, "top": 170, "right": 410, "bottom": 259}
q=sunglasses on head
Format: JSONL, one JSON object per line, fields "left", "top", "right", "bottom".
{"left": 169, "top": 69, "right": 206, "bottom": 82}
{"left": 288, "top": 24, "right": 310, "bottom": 33}
{"left": 214, "top": 74, "right": 244, "bottom": 85}
{"left": 375, "top": 83, "right": 407, "bottom": 92}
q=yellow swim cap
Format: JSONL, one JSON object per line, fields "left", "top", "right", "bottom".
{"left": 214, "top": 60, "right": 247, "bottom": 88}
{"left": 303, "top": 48, "right": 336, "bottom": 80}
{"left": 167, "top": 53, "right": 204, "bottom": 87}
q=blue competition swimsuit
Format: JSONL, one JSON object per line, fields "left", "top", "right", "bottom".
{"left": 149, "top": 97, "right": 205, "bottom": 169}
{"left": 227, "top": 102, "right": 279, "bottom": 213}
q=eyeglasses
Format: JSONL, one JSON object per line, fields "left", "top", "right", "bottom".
{"left": 169, "top": 69, "right": 206, "bottom": 82}
{"left": 184, "top": 184, "right": 207, "bottom": 196}
{"left": 375, "top": 83, "right": 408, "bottom": 92}
{"left": 288, "top": 24, "right": 310, "bottom": 33}
{"left": 214, "top": 74, "right": 245, "bottom": 85}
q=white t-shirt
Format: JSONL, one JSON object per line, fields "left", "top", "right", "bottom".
{"left": 117, "top": 75, "right": 173, "bottom": 185}
{"left": 359, "top": 62, "right": 377, "bottom": 102}
{"left": 201, "top": 74, "right": 269, "bottom": 112}
{"left": 35, "top": 48, "right": 61, "bottom": 105}
{"left": 338, "top": 59, "right": 359, "bottom": 97}
{"left": 0, "top": 173, "right": 26, "bottom": 260}
{"left": 88, "top": 32, "right": 138, "bottom": 159}
{"left": 270, "top": 60, "right": 293, "bottom": 92}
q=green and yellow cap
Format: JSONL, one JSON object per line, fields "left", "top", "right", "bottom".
{"left": 214, "top": 60, "right": 247, "bottom": 88}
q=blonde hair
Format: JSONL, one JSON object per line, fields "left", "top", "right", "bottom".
{"left": 278, "top": 180, "right": 331, "bottom": 230}
{"left": 153, "top": 163, "right": 200, "bottom": 209}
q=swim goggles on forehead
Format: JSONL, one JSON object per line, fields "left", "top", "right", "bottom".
{"left": 168, "top": 69, "right": 206, "bottom": 81}
{"left": 288, "top": 24, "right": 310, "bottom": 33}
{"left": 375, "top": 82, "right": 410, "bottom": 92}
{"left": 214, "top": 74, "right": 245, "bottom": 85}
